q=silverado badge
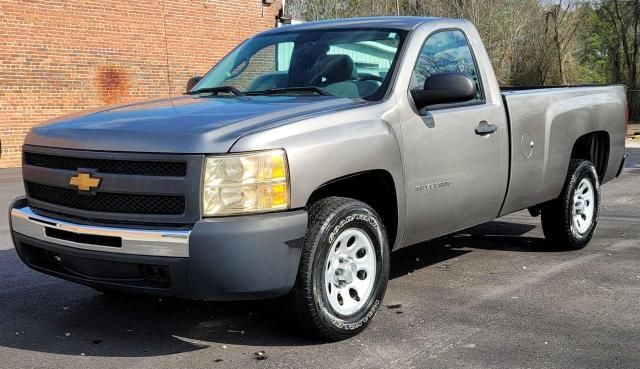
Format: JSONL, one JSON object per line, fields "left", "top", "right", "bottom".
{"left": 69, "top": 172, "right": 101, "bottom": 191}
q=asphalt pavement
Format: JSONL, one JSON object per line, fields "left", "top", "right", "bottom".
{"left": 0, "top": 147, "right": 638, "bottom": 369}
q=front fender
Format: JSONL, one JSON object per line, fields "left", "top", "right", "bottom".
{"left": 230, "top": 102, "right": 406, "bottom": 247}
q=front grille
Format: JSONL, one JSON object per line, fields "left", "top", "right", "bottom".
{"left": 26, "top": 182, "right": 185, "bottom": 215}
{"left": 22, "top": 146, "right": 202, "bottom": 225}
{"left": 24, "top": 152, "right": 187, "bottom": 177}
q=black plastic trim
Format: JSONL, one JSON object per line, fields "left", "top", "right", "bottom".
{"left": 12, "top": 232, "right": 192, "bottom": 296}
{"left": 189, "top": 210, "right": 308, "bottom": 300}
{"left": 45, "top": 227, "right": 122, "bottom": 248}
{"left": 616, "top": 153, "right": 627, "bottom": 177}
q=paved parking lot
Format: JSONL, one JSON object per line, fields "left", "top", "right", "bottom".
{"left": 1, "top": 147, "right": 638, "bottom": 369}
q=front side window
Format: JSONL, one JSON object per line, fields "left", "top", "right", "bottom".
{"left": 410, "top": 30, "right": 484, "bottom": 102}
{"left": 194, "top": 29, "right": 406, "bottom": 100}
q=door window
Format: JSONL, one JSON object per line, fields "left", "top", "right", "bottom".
{"left": 410, "top": 30, "right": 484, "bottom": 102}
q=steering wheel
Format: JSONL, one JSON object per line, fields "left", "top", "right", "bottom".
{"left": 357, "top": 74, "right": 385, "bottom": 83}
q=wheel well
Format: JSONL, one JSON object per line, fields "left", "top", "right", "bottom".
{"left": 307, "top": 170, "right": 398, "bottom": 248}
{"left": 570, "top": 131, "right": 609, "bottom": 182}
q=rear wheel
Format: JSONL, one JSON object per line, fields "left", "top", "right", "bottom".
{"left": 291, "top": 197, "right": 390, "bottom": 341}
{"left": 541, "top": 159, "right": 600, "bottom": 250}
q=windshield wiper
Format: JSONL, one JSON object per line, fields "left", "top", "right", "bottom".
{"left": 187, "top": 86, "right": 245, "bottom": 96}
{"left": 245, "top": 87, "right": 334, "bottom": 96}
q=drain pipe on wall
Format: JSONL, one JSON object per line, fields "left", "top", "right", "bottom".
{"left": 277, "top": 0, "right": 292, "bottom": 27}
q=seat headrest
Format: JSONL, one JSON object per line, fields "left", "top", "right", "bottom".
{"left": 319, "top": 55, "right": 357, "bottom": 84}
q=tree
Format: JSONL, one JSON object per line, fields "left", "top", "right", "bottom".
{"left": 544, "top": 0, "right": 582, "bottom": 84}
{"left": 283, "top": 0, "right": 638, "bottom": 90}
{"left": 577, "top": 6, "right": 615, "bottom": 84}
{"left": 594, "top": 0, "right": 640, "bottom": 89}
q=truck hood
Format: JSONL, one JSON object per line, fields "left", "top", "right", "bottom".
{"left": 25, "top": 95, "right": 362, "bottom": 153}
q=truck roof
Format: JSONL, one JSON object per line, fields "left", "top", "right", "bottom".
{"left": 261, "top": 16, "right": 440, "bottom": 35}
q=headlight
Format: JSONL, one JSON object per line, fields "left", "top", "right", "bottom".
{"left": 202, "top": 149, "right": 289, "bottom": 216}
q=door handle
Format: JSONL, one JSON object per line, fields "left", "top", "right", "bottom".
{"left": 475, "top": 121, "right": 497, "bottom": 136}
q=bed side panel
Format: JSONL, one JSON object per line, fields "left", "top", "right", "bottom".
{"left": 499, "top": 86, "right": 626, "bottom": 216}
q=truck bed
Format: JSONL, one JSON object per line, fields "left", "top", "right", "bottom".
{"left": 498, "top": 85, "right": 627, "bottom": 216}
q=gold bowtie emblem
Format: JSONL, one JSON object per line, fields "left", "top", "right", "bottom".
{"left": 69, "top": 172, "right": 101, "bottom": 191}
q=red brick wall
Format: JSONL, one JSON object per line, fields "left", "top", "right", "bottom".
{"left": 0, "top": 0, "right": 282, "bottom": 168}
{"left": 229, "top": 44, "right": 277, "bottom": 91}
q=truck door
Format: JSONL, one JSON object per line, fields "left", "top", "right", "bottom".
{"left": 401, "top": 29, "right": 508, "bottom": 246}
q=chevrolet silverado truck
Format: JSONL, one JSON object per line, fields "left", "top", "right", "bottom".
{"left": 9, "top": 17, "right": 628, "bottom": 341}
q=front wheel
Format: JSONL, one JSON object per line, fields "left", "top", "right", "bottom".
{"left": 541, "top": 159, "right": 600, "bottom": 250}
{"left": 291, "top": 197, "right": 390, "bottom": 341}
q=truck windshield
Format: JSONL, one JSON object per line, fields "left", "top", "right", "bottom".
{"left": 192, "top": 28, "right": 406, "bottom": 100}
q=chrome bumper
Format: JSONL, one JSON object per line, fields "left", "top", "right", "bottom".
{"left": 10, "top": 206, "right": 190, "bottom": 257}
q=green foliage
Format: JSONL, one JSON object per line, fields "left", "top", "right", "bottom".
{"left": 285, "top": 0, "right": 639, "bottom": 91}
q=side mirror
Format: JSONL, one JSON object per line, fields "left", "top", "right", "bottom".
{"left": 186, "top": 76, "right": 203, "bottom": 93}
{"left": 411, "top": 73, "right": 476, "bottom": 110}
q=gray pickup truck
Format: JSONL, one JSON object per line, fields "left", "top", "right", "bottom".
{"left": 9, "top": 17, "right": 628, "bottom": 340}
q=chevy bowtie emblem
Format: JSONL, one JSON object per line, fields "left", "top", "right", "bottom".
{"left": 69, "top": 172, "right": 101, "bottom": 191}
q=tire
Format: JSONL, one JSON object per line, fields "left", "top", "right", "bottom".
{"left": 541, "top": 159, "right": 600, "bottom": 250}
{"left": 291, "top": 197, "right": 390, "bottom": 341}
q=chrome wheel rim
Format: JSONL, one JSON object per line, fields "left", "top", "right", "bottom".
{"left": 572, "top": 178, "right": 595, "bottom": 235}
{"left": 324, "top": 228, "right": 376, "bottom": 316}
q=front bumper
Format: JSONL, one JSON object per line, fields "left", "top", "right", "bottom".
{"left": 9, "top": 197, "right": 308, "bottom": 300}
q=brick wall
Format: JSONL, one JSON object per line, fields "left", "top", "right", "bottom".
{"left": 229, "top": 44, "right": 278, "bottom": 91}
{"left": 0, "top": 0, "right": 282, "bottom": 168}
